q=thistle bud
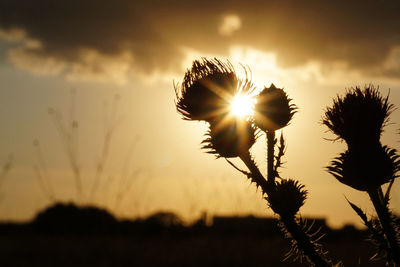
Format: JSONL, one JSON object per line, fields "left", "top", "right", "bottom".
{"left": 201, "top": 118, "right": 256, "bottom": 158}
{"left": 254, "top": 84, "right": 297, "bottom": 132}
{"left": 327, "top": 145, "right": 400, "bottom": 191}
{"left": 175, "top": 58, "right": 239, "bottom": 123}
{"left": 323, "top": 85, "right": 393, "bottom": 147}
{"left": 267, "top": 179, "right": 307, "bottom": 218}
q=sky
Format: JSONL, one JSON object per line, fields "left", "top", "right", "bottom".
{"left": 1, "top": 0, "right": 400, "bottom": 228}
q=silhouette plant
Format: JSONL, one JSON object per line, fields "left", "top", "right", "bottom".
{"left": 175, "top": 58, "right": 335, "bottom": 266}
{"left": 323, "top": 85, "right": 400, "bottom": 266}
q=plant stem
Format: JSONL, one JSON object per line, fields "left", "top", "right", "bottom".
{"left": 239, "top": 151, "right": 331, "bottom": 267}
{"left": 267, "top": 131, "right": 276, "bottom": 184}
{"left": 239, "top": 151, "right": 271, "bottom": 195}
{"left": 368, "top": 188, "right": 400, "bottom": 266}
{"left": 282, "top": 215, "right": 331, "bottom": 267}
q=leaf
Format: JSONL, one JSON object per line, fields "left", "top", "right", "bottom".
{"left": 384, "top": 179, "right": 395, "bottom": 205}
{"left": 345, "top": 197, "right": 368, "bottom": 224}
{"left": 274, "top": 132, "right": 286, "bottom": 177}
{"left": 225, "top": 158, "right": 251, "bottom": 178}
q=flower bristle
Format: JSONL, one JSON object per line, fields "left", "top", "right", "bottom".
{"left": 175, "top": 58, "right": 240, "bottom": 123}
{"left": 322, "top": 85, "right": 393, "bottom": 147}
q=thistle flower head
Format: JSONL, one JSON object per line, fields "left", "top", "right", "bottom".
{"left": 201, "top": 118, "right": 256, "bottom": 158}
{"left": 175, "top": 58, "right": 252, "bottom": 123}
{"left": 267, "top": 179, "right": 308, "bottom": 218}
{"left": 327, "top": 145, "right": 400, "bottom": 191}
{"left": 254, "top": 84, "right": 297, "bottom": 132}
{"left": 322, "top": 85, "right": 393, "bottom": 148}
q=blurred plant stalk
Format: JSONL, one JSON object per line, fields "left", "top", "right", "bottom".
{"left": 33, "top": 89, "right": 141, "bottom": 216}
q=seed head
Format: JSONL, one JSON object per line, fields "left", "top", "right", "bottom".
{"left": 254, "top": 84, "right": 297, "bottom": 132}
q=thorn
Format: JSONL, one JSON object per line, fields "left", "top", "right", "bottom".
{"left": 225, "top": 159, "right": 252, "bottom": 178}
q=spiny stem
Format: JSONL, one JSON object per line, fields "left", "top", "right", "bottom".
{"left": 368, "top": 188, "right": 400, "bottom": 266}
{"left": 267, "top": 131, "right": 276, "bottom": 184}
{"left": 239, "top": 151, "right": 271, "bottom": 195}
{"left": 239, "top": 151, "right": 331, "bottom": 267}
{"left": 282, "top": 215, "right": 331, "bottom": 267}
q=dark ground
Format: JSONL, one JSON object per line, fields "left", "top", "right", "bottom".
{"left": 0, "top": 203, "right": 386, "bottom": 267}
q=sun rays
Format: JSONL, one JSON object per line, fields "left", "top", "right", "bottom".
{"left": 230, "top": 93, "right": 255, "bottom": 118}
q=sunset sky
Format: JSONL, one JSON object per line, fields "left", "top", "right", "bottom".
{"left": 1, "top": 0, "right": 400, "bottom": 228}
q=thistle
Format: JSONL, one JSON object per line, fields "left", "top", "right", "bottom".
{"left": 201, "top": 118, "right": 256, "bottom": 158}
{"left": 323, "top": 86, "right": 399, "bottom": 191}
{"left": 323, "top": 85, "right": 393, "bottom": 150}
{"left": 324, "top": 85, "right": 400, "bottom": 265}
{"left": 253, "top": 83, "right": 297, "bottom": 185}
{"left": 175, "top": 58, "right": 243, "bottom": 123}
{"left": 327, "top": 145, "right": 400, "bottom": 192}
{"left": 175, "top": 58, "right": 333, "bottom": 266}
{"left": 267, "top": 179, "right": 308, "bottom": 219}
{"left": 254, "top": 83, "right": 297, "bottom": 132}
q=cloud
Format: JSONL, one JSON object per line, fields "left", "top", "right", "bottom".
{"left": 219, "top": 14, "right": 242, "bottom": 36}
{"left": 0, "top": 0, "right": 183, "bottom": 83}
{"left": 1, "top": 0, "right": 400, "bottom": 83}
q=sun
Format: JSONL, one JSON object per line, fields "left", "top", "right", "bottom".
{"left": 230, "top": 94, "right": 255, "bottom": 118}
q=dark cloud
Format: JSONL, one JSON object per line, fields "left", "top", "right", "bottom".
{"left": 1, "top": 0, "right": 400, "bottom": 81}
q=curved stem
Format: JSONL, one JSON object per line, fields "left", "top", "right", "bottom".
{"left": 239, "top": 151, "right": 331, "bottom": 267}
{"left": 368, "top": 188, "right": 400, "bottom": 266}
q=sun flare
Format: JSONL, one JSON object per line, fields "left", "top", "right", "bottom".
{"left": 230, "top": 94, "right": 255, "bottom": 118}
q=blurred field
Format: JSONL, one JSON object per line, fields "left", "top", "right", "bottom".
{"left": 0, "top": 203, "right": 385, "bottom": 267}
